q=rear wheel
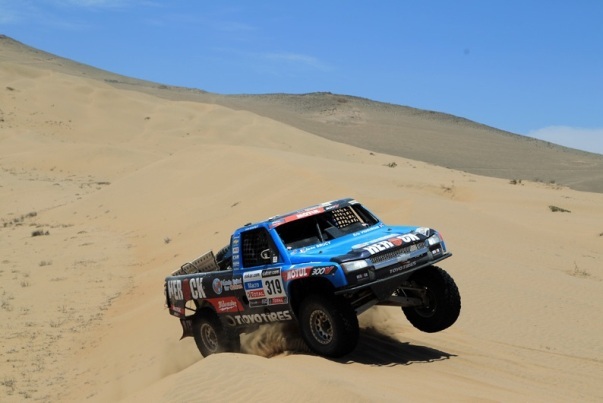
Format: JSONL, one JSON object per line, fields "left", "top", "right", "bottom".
{"left": 402, "top": 266, "right": 461, "bottom": 333}
{"left": 193, "top": 313, "right": 238, "bottom": 357}
{"left": 299, "top": 295, "right": 359, "bottom": 358}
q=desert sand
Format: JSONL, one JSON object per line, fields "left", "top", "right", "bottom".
{"left": 1, "top": 36, "right": 602, "bottom": 402}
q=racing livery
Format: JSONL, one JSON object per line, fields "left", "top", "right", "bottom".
{"left": 165, "top": 198, "right": 461, "bottom": 358}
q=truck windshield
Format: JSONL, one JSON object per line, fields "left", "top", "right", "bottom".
{"left": 275, "top": 204, "right": 378, "bottom": 250}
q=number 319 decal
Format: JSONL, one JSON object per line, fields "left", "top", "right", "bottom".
{"left": 265, "top": 278, "right": 283, "bottom": 295}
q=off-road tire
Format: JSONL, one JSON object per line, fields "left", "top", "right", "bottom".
{"left": 193, "top": 312, "right": 237, "bottom": 357}
{"left": 299, "top": 294, "right": 359, "bottom": 358}
{"left": 402, "top": 265, "right": 461, "bottom": 333}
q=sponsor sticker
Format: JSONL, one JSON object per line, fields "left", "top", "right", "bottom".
{"left": 295, "top": 208, "right": 324, "bottom": 220}
{"left": 361, "top": 233, "right": 421, "bottom": 255}
{"left": 212, "top": 278, "right": 223, "bottom": 295}
{"left": 167, "top": 280, "right": 184, "bottom": 301}
{"left": 189, "top": 277, "right": 206, "bottom": 299}
{"left": 247, "top": 289, "right": 266, "bottom": 299}
{"left": 262, "top": 268, "right": 280, "bottom": 277}
{"left": 208, "top": 297, "right": 241, "bottom": 313}
{"left": 245, "top": 280, "right": 262, "bottom": 290}
{"left": 268, "top": 296, "right": 287, "bottom": 305}
{"left": 226, "top": 310, "right": 293, "bottom": 326}
{"left": 244, "top": 270, "right": 262, "bottom": 280}
{"left": 221, "top": 278, "right": 243, "bottom": 292}
{"left": 353, "top": 224, "right": 381, "bottom": 237}
{"left": 284, "top": 267, "right": 312, "bottom": 281}
{"left": 277, "top": 207, "right": 326, "bottom": 227}
{"left": 243, "top": 268, "right": 286, "bottom": 302}
{"left": 249, "top": 299, "right": 268, "bottom": 308}
{"left": 389, "top": 261, "right": 417, "bottom": 274}
{"left": 311, "top": 265, "right": 336, "bottom": 276}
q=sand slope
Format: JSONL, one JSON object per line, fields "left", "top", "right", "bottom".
{"left": 1, "top": 36, "right": 603, "bottom": 402}
{"left": 2, "top": 35, "right": 602, "bottom": 193}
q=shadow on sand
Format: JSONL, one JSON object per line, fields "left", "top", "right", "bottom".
{"left": 241, "top": 324, "right": 454, "bottom": 366}
{"left": 336, "top": 327, "right": 455, "bottom": 366}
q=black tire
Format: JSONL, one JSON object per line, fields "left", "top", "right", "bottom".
{"left": 216, "top": 245, "right": 232, "bottom": 271}
{"left": 299, "top": 294, "right": 359, "bottom": 358}
{"left": 193, "top": 313, "right": 237, "bottom": 357}
{"left": 402, "top": 266, "right": 461, "bottom": 333}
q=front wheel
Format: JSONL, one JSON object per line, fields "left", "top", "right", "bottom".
{"left": 402, "top": 266, "right": 461, "bottom": 333}
{"left": 299, "top": 295, "right": 359, "bottom": 358}
{"left": 193, "top": 313, "right": 239, "bottom": 357}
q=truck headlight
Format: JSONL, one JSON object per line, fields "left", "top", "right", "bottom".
{"left": 426, "top": 233, "right": 441, "bottom": 246}
{"left": 426, "top": 232, "right": 446, "bottom": 253}
{"left": 341, "top": 260, "right": 369, "bottom": 273}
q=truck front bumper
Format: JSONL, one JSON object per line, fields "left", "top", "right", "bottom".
{"left": 334, "top": 252, "right": 452, "bottom": 301}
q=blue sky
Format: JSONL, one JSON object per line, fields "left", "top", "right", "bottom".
{"left": 1, "top": 0, "right": 602, "bottom": 154}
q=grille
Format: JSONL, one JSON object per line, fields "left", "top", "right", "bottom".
{"left": 371, "top": 241, "right": 426, "bottom": 264}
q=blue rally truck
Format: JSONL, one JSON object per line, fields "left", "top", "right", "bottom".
{"left": 165, "top": 198, "right": 460, "bottom": 358}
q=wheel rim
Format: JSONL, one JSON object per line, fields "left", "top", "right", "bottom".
{"left": 200, "top": 323, "right": 219, "bottom": 352}
{"left": 309, "top": 310, "right": 333, "bottom": 345}
{"left": 415, "top": 288, "right": 438, "bottom": 318}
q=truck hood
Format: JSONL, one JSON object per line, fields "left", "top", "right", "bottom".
{"left": 287, "top": 224, "right": 431, "bottom": 264}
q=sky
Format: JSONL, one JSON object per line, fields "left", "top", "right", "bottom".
{"left": 1, "top": 0, "right": 602, "bottom": 154}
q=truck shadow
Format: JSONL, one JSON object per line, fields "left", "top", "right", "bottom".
{"left": 241, "top": 324, "right": 454, "bottom": 365}
{"left": 337, "top": 327, "right": 456, "bottom": 366}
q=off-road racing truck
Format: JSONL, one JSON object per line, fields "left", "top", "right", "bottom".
{"left": 164, "top": 198, "right": 460, "bottom": 358}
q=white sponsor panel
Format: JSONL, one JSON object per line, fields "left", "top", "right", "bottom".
{"left": 243, "top": 268, "right": 286, "bottom": 303}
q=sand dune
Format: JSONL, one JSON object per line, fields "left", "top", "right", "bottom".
{"left": 3, "top": 35, "right": 602, "bottom": 193}
{"left": 1, "top": 36, "right": 602, "bottom": 402}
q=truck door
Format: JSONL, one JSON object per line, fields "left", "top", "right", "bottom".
{"left": 236, "top": 227, "right": 289, "bottom": 314}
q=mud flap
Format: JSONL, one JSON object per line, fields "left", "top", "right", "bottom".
{"left": 179, "top": 316, "right": 195, "bottom": 340}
